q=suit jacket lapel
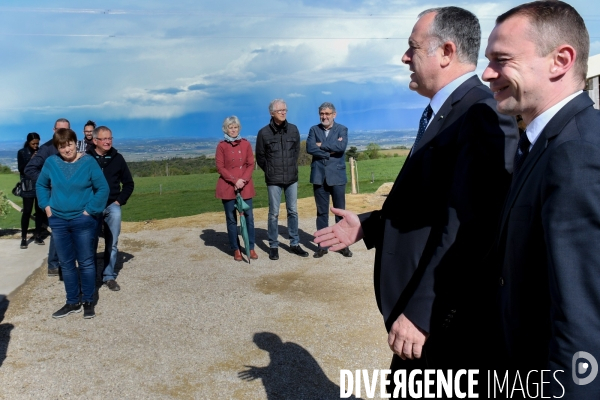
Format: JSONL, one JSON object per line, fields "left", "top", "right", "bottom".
{"left": 323, "top": 123, "right": 337, "bottom": 144}
{"left": 412, "top": 75, "right": 481, "bottom": 154}
{"left": 499, "top": 92, "right": 594, "bottom": 232}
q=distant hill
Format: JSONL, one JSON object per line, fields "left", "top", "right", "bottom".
{"left": 128, "top": 155, "right": 217, "bottom": 177}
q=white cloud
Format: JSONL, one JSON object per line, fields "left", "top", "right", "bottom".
{"left": 0, "top": 0, "right": 597, "bottom": 131}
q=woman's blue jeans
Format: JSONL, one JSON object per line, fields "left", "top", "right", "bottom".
{"left": 222, "top": 198, "right": 255, "bottom": 251}
{"left": 49, "top": 214, "right": 98, "bottom": 304}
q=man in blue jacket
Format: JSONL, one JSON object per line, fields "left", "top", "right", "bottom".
{"left": 307, "top": 102, "right": 351, "bottom": 258}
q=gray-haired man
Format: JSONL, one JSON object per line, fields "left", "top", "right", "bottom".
{"left": 307, "top": 102, "right": 351, "bottom": 258}
{"left": 255, "top": 99, "right": 309, "bottom": 261}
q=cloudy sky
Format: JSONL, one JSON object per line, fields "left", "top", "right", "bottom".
{"left": 0, "top": 0, "right": 599, "bottom": 143}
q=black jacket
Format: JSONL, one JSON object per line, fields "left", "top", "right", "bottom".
{"left": 87, "top": 147, "right": 134, "bottom": 207}
{"left": 17, "top": 146, "right": 37, "bottom": 198}
{"left": 24, "top": 139, "right": 58, "bottom": 182}
{"left": 255, "top": 118, "right": 300, "bottom": 185}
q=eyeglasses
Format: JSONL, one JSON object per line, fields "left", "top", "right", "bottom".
{"left": 273, "top": 109, "right": 287, "bottom": 114}
{"left": 84, "top": 130, "right": 94, "bottom": 134}
{"left": 96, "top": 137, "right": 113, "bottom": 142}
{"left": 319, "top": 112, "right": 333, "bottom": 117}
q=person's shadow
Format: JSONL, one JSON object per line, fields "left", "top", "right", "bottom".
{"left": 200, "top": 226, "right": 319, "bottom": 257}
{"left": 238, "top": 332, "right": 360, "bottom": 399}
{"left": 0, "top": 299, "right": 14, "bottom": 368}
{"left": 93, "top": 251, "right": 135, "bottom": 305}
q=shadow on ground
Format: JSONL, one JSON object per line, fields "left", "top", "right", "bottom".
{"left": 238, "top": 332, "right": 360, "bottom": 400}
{"left": 94, "top": 251, "right": 134, "bottom": 305}
{"left": 0, "top": 299, "right": 13, "bottom": 368}
{"left": 200, "top": 225, "right": 318, "bottom": 257}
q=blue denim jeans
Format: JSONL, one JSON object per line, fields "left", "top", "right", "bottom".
{"left": 267, "top": 182, "right": 299, "bottom": 248}
{"left": 222, "top": 198, "right": 255, "bottom": 251}
{"left": 313, "top": 183, "right": 346, "bottom": 249}
{"left": 48, "top": 234, "right": 60, "bottom": 270}
{"left": 99, "top": 202, "right": 121, "bottom": 282}
{"left": 49, "top": 214, "right": 98, "bottom": 304}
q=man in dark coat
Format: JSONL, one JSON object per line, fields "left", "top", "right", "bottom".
{"left": 483, "top": 1, "right": 600, "bottom": 397}
{"left": 306, "top": 102, "right": 351, "bottom": 258}
{"left": 255, "top": 99, "right": 309, "bottom": 261}
{"left": 314, "top": 6, "right": 518, "bottom": 390}
{"left": 24, "top": 118, "right": 71, "bottom": 277}
{"left": 88, "top": 126, "right": 134, "bottom": 292}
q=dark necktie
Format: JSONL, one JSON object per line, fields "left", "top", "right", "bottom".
{"left": 513, "top": 129, "right": 531, "bottom": 176}
{"left": 414, "top": 104, "right": 433, "bottom": 147}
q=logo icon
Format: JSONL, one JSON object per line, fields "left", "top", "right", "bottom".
{"left": 572, "top": 351, "right": 598, "bottom": 385}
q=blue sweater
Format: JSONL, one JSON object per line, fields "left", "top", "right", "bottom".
{"left": 37, "top": 154, "right": 109, "bottom": 219}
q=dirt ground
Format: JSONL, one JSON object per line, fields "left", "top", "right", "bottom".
{"left": 0, "top": 186, "right": 395, "bottom": 399}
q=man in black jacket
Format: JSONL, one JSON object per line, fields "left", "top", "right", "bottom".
{"left": 88, "top": 126, "right": 134, "bottom": 291}
{"left": 24, "top": 117, "right": 71, "bottom": 277}
{"left": 255, "top": 99, "right": 308, "bottom": 261}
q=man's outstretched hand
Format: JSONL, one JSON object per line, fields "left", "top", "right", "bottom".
{"left": 313, "top": 207, "right": 363, "bottom": 251}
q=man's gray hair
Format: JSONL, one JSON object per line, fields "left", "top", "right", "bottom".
{"left": 222, "top": 116, "right": 242, "bottom": 133}
{"left": 268, "top": 99, "right": 286, "bottom": 113}
{"left": 419, "top": 6, "right": 481, "bottom": 66}
{"left": 54, "top": 118, "right": 70, "bottom": 129}
{"left": 92, "top": 126, "right": 112, "bottom": 139}
{"left": 318, "top": 102, "right": 336, "bottom": 113}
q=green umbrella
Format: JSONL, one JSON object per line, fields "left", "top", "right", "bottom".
{"left": 234, "top": 191, "right": 251, "bottom": 263}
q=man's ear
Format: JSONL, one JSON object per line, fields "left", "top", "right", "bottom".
{"left": 440, "top": 41, "right": 457, "bottom": 67}
{"left": 550, "top": 44, "right": 576, "bottom": 78}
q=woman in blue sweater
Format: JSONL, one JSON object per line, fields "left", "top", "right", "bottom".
{"left": 37, "top": 128, "right": 109, "bottom": 319}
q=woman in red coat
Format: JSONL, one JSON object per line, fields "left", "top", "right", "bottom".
{"left": 215, "top": 116, "right": 258, "bottom": 261}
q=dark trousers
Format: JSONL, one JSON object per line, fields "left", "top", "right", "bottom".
{"left": 21, "top": 196, "right": 43, "bottom": 239}
{"left": 222, "top": 198, "right": 255, "bottom": 251}
{"left": 313, "top": 183, "right": 346, "bottom": 233}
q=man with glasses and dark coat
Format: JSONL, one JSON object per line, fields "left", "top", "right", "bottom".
{"left": 307, "top": 102, "right": 352, "bottom": 258}
{"left": 255, "top": 98, "right": 309, "bottom": 261}
{"left": 88, "top": 126, "right": 134, "bottom": 292}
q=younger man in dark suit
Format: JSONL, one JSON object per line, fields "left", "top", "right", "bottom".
{"left": 306, "top": 102, "right": 351, "bottom": 258}
{"left": 483, "top": 1, "right": 600, "bottom": 397}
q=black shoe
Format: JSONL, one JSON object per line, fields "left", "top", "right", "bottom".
{"left": 269, "top": 248, "right": 279, "bottom": 260}
{"left": 290, "top": 245, "right": 309, "bottom": 257}
{"left": 338, "top": 247, "right": 353, "bottom": 257}
{"left": 83, "top": 302, "right": 95, "bottom": 319}
{"left": 48, "top": 268, "right": 59, "bottom": 277}
{"left": 313, "top": 248, "right": 328, "bottom": 258}
{"left": 20, "top": 239, "right": 28, "bottom": 249}
{"left": 52, "top": 303, "right": 82, "bottom": 319}
{"left": 105, "top": 280, "right": 120, "bottom": 291}
{"left": 34, "top": 236, "right": 45, "bottom": 245}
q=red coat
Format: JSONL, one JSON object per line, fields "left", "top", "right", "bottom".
{"left": 215, "top": 139, "right": 256, "bottom": 200}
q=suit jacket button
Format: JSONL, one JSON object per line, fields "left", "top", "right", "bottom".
{"left": 499, "top": 277, "right": 505, "bottom": 286}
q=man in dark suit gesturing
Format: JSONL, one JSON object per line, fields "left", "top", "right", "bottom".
{"left": 314, "top": 6, "right": 518, "bottom": 378}
{"left": 307, "top": 102, "right": 352, "bottom": 259}
{"left": 483, "top": 1, "right": 600, "bottom": 397}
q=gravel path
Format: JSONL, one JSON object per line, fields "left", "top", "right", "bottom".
{"left": 0, "top": 194, "right": 392, "bottom": 399}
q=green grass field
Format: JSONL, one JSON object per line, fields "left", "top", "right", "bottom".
{"left": 0, "top": 173, "right": 26, "bottom": 231}
{"left": 0, "top": 156, "right": 405, "bottom": 228}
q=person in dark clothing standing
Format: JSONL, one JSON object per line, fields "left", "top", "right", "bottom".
{"left": 76, "top": 120, "right": 96, "bottom": 153}
{"left": 17, "top": 132, "right": 43, "bottom": 248}
{"left": 88, "top": 126, "right": 134, "bottom": 292}
{"left": 24, "top": 118, "right": 71, "bottom": 276}
{"left": 255, "top": 98, "right": 308, "bottom": 261}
